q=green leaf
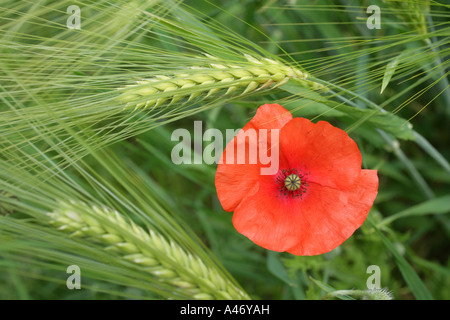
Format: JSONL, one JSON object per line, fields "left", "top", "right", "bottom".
{"left": 378, "top": 195, "right": 450, "bottom": 227}
{"left": 281, "top": 80, "right": 415, "bottom": 140}
{"left": 381, "top": 53, "right": 402, "bottom": 94}
{"left": 412, "top": 256, "right": 450, "bottom": 278}
{"left": 266, "top": 252, "right": 304, "bottom": 299}
{"left": 334, "top": 103, "right": 415, "bottom": 140}
{"left": 368, "top": 216, "right": 434, "bottom": 300}
{"left": 266, "top": 252, "right": 294, "bottom": 285}
{"left": 413, "top": 131, "right": 450, "bottom": 176}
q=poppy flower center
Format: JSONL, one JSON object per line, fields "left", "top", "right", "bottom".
{"left": 284, "top": 174, "right": 301, "bottom": 191}
{"left": 277, "top": 169, "right": 309, "bottom": 198}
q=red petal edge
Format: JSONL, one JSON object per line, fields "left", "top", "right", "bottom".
{"left": 232, "top": 169, "right": 378, "bottom": 255}
{"left": 215, "top": 104, "right": 292, "bottom": 212}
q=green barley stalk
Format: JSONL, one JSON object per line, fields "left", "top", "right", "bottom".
{"left": 382, "top": 0, "right": 430, "bottom": 35}
{"left": 0, "top": 190, "right": 17, "bottom": 216}
{"left": 117, "top": 53, "right": 326, "bottom": 110}
{"left": 47, "top": 200, "right": 250, "bottom": 300}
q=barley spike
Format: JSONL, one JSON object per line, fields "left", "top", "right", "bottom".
{"left": 117, "top": 53, "right": 324, "bottom": 110}
{"left": 47, "top": 200, "right": 250, "bottom": 300}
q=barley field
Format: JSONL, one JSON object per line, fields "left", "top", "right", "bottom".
{"left": 0, "top": 0, "right": 449, "bottom": 301}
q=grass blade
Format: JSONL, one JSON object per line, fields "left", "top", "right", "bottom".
{"left": 367, "top": 215, "right": 434, "bottom": 300}
{"left": 380, "top": 52, "right": 403, "bottom": 94}
{"left": 378, "top": 195, "right": 450, "bottom": 228}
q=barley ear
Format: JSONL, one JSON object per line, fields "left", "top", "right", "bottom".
{"left": 117, "top": 53, "right": 326, "bottom": 110}
{"left": 47, "top": 200, "right": 250, "bottom": 300}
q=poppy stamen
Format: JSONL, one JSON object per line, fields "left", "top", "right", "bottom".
{"left": 277, "top": 169, "right": 308, "bottom": 198}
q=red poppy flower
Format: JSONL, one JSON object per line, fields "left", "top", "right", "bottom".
{"left": 215, "top": 103, "right": 378, "bottom": 256}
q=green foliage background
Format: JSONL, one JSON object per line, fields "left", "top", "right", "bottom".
{"left": 0, "top": 0, "right": 449, "bottom": 300}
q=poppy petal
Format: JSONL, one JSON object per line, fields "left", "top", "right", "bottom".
{"left": 243, "top": 103, "right": 293, "bottom": 131}
{"left": 232, "top": 169, "right": 378, "bottom": 255}
{"left": 279, "top": 118, "right": 363, "bottom": 190}
{"left": 215, "top": 104, "right": 292, "bottom": 212}
{"left": 286, "top": 169, "right": 378, "bottom": 255}
{"left": 231, "top": 173, "right": 301, "bottom": 252}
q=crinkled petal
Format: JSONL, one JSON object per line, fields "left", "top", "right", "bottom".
{"left": 279, "top": 118, "right": 362, "bottom": 190}
{"left": 232, "top": 170, "right": 378, "bottom": 255}
{"left": 243, "top": 103, "right": 293, "bottom": 131}
{"left": 215, "top": 104, "right": 292, "bottom": 212}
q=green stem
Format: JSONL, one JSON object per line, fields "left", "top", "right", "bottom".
{"left": 425, "top": 15, "right": 450, "bottom": 115}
